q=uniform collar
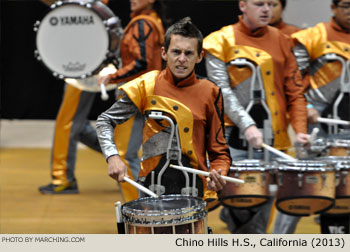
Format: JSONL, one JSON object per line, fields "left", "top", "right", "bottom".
{"left": 130, "top": 9, "right": 155, "bottom": 18}
{"left": 237, "top": 15, "right": 268, "bottom": 37}
{"left": 162, "top": 66, "right": 197, "bottom": 87}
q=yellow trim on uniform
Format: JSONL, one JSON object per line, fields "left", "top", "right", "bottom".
{"left": 204, "top": 27, "right": 290, "bottom": 150}
{"left": 52, "top": 85, "right": 82, "bottom": 185}
{"left": 113, "top": 117, "right": 139, "bottom": 202}
{"left": 292, "top": 23, "right": 350, "bottom": 90}
{"left": 119, "top": 71, "right": 214, "bottom": 201}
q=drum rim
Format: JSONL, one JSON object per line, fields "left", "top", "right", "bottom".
{"left": 122, "top": 194, "right": 207, "bottom": 225}
{"left": 35, "top": 0, "right": 118, "bottom": 79}
{"left": 122, "top": 194, "right": 207, "bottom": 215}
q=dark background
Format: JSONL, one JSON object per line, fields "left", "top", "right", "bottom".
{"left": 0, "top": 0, "right": 240, "bottom": 120}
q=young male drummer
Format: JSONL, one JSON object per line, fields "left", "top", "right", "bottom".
{"left": 275, "top": 0, "right": 350, "bottom": 234}
{"left": 203, "top": 0, "right": 309, "bottom": 233}
{"left": 96, "top": 17, "right": 231, "bottom": 200}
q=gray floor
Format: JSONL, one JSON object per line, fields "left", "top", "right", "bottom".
{"left": 0, "top": 119, "right": 93, "bottom": 148}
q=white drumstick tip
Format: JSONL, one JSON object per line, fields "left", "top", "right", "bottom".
{"left": 100, "top": 83, "right": 109, "bottom": 101}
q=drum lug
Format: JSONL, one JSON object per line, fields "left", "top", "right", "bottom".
{"left": 278, "top": 172, "right": 283, "bottom": 186}
{"left": 261, "top": 172, "right": 266, "bottom": 187}
{"left": 33, "top": 21, "right": 40, "bottom": 32}
{"left": 321, "top": 173, "right": 326, "bottom": 188}
{"left": 181, "top": 187, "right": 198, "bottom": 196}
{"left": 52, "top": 1, "right": 63, "bottom": 9}
{"left": 34, "top": 50, "right": 41, "bottom": 61}
{"left": 234, "top": 172, "right": 241, "bottom": 186}
{"left": 298, "top": 173, "right": 304, "bottom": 188}
{"left": 335, "top": 172, "right": 340, "bottom": 186}
{"left": 148, "top": 184, "right": 165, "bottom": 196}
{"left": 342, "top": 171, "right": 348, "bottom": 185}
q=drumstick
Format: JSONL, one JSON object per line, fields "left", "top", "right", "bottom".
{"left": 261, "top": 143, "right": 297, "bottom": 161}
{"left": 308, "top": 127, "right": 319, "bottom": 144}
{"left": 99, "top": 65, "right": 117, "bottom": 101}
{"left": 317, "top": 117, "right": 350, "bottom": 126}
{"left": 100, "top": 83, "right": 109, "bottom": 101}
{"left": 170, "top": 164, "right": 244, "bottom": 184}
{"left": 123, "top": 177, "right": 158, "bottom": 198}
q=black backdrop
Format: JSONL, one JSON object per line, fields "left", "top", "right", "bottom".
{"left": 0, "top": 0, "right": 240, "bottom": 120}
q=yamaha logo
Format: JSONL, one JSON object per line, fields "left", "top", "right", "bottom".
{"left": 49, "top": 16, "right": 94, "bottom": 26}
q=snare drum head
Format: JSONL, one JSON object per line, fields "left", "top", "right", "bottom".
{"left": 36, "top": 2, "right": 112, "bottom": 78}
{"left": 122, "top": 195, "right": 207, "bottom": 225}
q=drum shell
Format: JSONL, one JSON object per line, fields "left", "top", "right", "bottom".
{"left": 316, "top": 157, "right": 350, "bottom": 215}
{"left": 122, "top": 195, "right": 208, "bottom": 234}
{"left": 220, "top": 160, "right": 274, "bottom": 209}
{"left": 327, "top": 139, "right": 350, "bottom": 157}
{"left": 276, "top": 160, "right": 335, "bottom": 216}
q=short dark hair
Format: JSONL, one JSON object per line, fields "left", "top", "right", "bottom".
{"left": 333, "top": 0, "right": 341, "bottom": 6}
{"left": 163, "top": 17, "right": 203, "bottom": 56}
{"left": 279, "top": 0, "right": 286, "bottom": 9}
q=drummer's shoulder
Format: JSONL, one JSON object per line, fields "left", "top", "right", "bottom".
{"left": 195, "top": 75, "right": 223, "bottom": 98}
{"left": 122, "top": 70, "right": 160, "bottom": 87}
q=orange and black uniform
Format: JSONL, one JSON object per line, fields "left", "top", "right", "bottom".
{"left": 292, "top": 18, "right": 350, "bottom": 123}
{"left": 204, "top": 16, "right": 307, "bottom": 234}
{"left": 96, "top": 68, "right": 231, "bottom": 201}
{"left": 274, "top": 17, "right": 350, "bottom": 235}
{"left": 204, "top": 16, "right": 307, "bottom": 152}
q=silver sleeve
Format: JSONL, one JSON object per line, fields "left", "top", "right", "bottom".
{"left": 293, "top": 42, "right": 310, "bottom": 77}
{"left": 96, "top": 91, "right": 139, "bottom": 160}
{"left": 205, "top": 53, "right": 256, "bottom": 132}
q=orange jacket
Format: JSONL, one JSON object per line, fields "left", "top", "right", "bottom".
{"left": 204, "top": 17, "right": 307, "bottom": 150}
{"left": 111, "top": 9, "right": 164, "bottom": 84}
{"left": 292, "top": 18, "right": 350, "bottom": 91}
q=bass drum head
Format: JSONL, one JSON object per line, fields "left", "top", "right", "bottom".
{"left": 36, "top": 2, "right": 110, "bottom": 78}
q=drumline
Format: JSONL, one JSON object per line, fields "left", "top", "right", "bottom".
{"left": 35, "top": 1, "right": 350, "bottom": 235}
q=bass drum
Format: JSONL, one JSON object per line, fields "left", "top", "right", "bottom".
{"left": 122, "top": 195, "right": 208, "bottom": 234}
{"left": 35, "top": 0, "right": 123, "bottom": 79}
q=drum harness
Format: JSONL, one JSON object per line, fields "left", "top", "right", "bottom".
{"left": 324, "top": 54, "right": 350, "bottom": 135}
{"left": 229, "top": 59, "right": 273, "bottom": 161}
{"left": 307, "top": 55, "right": 350, "bottom": 156}
{"left": 146, "top": 111, "right": 198, "bottom": 197}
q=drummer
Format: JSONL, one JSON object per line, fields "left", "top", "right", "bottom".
{"left": 96, "top": 17, "right": 231, "bottom": 200}
{"left": 293, "top": 0, "right": 350, "bottom": 137}
{"left": 203, "top": 0, "right": 309, "bottom": 233}
{"left": 39, "top": 0, "right": 167, "bottom": 202}
{"left": 275, "top": 0, "right": 350, "bottom": 234}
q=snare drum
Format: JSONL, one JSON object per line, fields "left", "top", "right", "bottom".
{"left": 276, "top": 159, "right": 335, "bottom": 216}
{"left": 220, "top": 160, "right": 274, "bottom": 209}
{"left": 122, "top": 195, "right": 208, "bottom": 234}
{"left": 35, "top": 0, "right": 122, "bottom": 79}
{"left": 316, "top": 157, "right": 350, "bottom": 215}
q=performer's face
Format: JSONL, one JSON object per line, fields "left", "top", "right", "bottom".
{"left": 161, "top": 35, "right": 203, "bottom": 81}
{"left": 269, "top": 0, "right": 283, "bottom": 24}
{"left": 130, "top": 0, "right": 154, "bottom": 13}
{"left": 240, "top": 0, "right": 273, "bottom": 30}
{"left": 332, "top": 0, "right": 350, "bottom": 30}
